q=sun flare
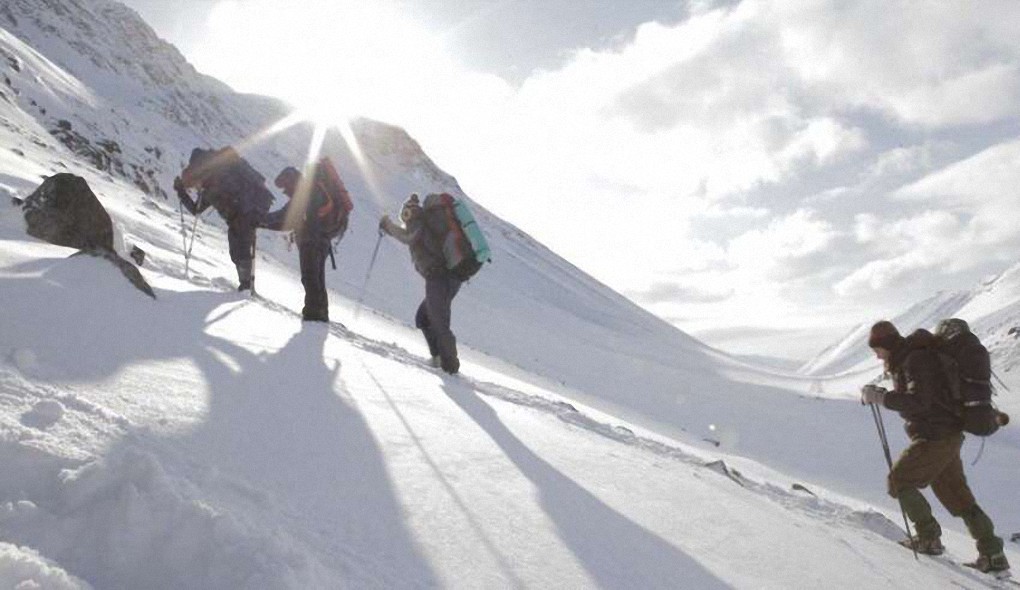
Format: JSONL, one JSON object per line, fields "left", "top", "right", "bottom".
{"left": 198, "top": 0, "right": 453, "bottom": 128}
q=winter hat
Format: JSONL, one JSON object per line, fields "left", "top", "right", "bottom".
{"left": 180, "top": 148, "right": 216, "bottom": 188}
{"left": 400, "top": 193, "right": 421, "bottom": 222}
{"left": 274, "top": 166, "right": 301, "bottom": 192}
{"left": 868, "top": 320, "right": 904, "bottom": 350}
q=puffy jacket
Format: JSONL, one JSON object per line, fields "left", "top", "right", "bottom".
{"left": 884, "top": 330, "right": 963, "bottom": 440}
{"left": 384, "top": 214, "right": 447, "bottom": 278}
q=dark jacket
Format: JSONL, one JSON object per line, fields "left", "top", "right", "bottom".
{"left": 884, "top": 330, "right": 963, "bottom": 441}
{"left": 384, "top": 214, "right": 446, "bottom": 278}
{"left": 261, "top": 184, "right": 341, "bottom": 244}
{"left": 179, "top": 167, "right": 269, "bottom": 223}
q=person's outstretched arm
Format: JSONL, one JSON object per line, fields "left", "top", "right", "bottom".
{"left": 174, "top": 177, "right": 210, "bottom": 215}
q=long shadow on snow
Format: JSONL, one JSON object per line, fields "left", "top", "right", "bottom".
{"left": 169, "top": 322, "right": 439, "bottom": 589}
{"left": 440, "top": 378, "right": 730, "bottom": 590}
{"left": 0, "top": 260, "right": 438, "bottom": 588}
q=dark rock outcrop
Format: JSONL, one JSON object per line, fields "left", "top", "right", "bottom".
{"left": 22, "top": 173, "right": 114, "bottom": 250}
{"left": 22, "top": 174, "right": 155, "bottom": 298}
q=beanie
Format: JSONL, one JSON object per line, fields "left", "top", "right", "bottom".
{"left": 274, "top": 166, "right": 300, "bottom": 190}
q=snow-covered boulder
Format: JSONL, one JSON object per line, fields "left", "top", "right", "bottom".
{"left": 73, "top": 248, "right": 155, "bottom": 299}
{"left": 22, "top": 173, "right": 114, "bottom": 251}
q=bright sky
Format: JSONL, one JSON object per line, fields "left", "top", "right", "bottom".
{"left": 122, "top": 0, "right": 1020, "bottom": 361}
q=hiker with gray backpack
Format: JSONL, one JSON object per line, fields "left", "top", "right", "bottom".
{"left": 379, "top": 192, "right": 490, "bottom": 375}
{"left": 860, "top": 320, "right": 1010, "bottom": 574}
{"left": 174, "top": 147, "right": 274, "bottom": 292}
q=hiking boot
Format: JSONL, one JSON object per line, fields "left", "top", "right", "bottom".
{"left": 302, "top": 313, "right": 328, "bottom": 323}
{"left": 899, "top": 536, "right": 944, "bottom": 556}
{"left": 429, "top": 356, "right": 442, "bottom": 368}
{"left": 440, "top": 356, "right": 460, "bottom": 375}
{"left": 237, "top": 278, "right": 254, "bottom": 292}
{"left": 965, "top": 552, "right": 1010, "bottom": 573}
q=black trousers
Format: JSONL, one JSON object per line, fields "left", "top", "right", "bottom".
{"left": 415, "top": 274, "right": 462, "bottom": 363}
{"left": 299, "top": 239, "right": 330, "bottom": 320}
{"left": 227, "top": 214, "right": 258, "bottom": 264}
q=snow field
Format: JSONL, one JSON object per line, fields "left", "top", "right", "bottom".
{"left": 0, "top": 228, "right": 1014, "bottom": 588}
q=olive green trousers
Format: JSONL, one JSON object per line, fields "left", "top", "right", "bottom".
{"left": 888, "top": 433, "right": 1003, "bottom": 556}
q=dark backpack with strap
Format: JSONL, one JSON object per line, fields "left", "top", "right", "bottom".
{"left": 933, "top": 318, "right": 1004, "bottom": 436}
{"left": 182, "top": 146, "right": 273, "bottom": 217}
{"left": 310, "top": 156, "right": 353, "bottom": 240}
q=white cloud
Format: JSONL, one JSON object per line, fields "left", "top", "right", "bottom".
{"left": 835, "top": 210, "right": 980, "bottom": 296}
{"left": 895, "top": 140, "right": 1020, "bottom": 247}
{"left": 776, "top": 0, "right": 1020, "bottom": 127}
{"left": 728, "top": 209, "right": 841, "bottom": 275}
{"left": 853, "top": 213, "right": 880, "bottom": 245}
{"left": 835, "top": 251, "right": 943, "bottom": 296}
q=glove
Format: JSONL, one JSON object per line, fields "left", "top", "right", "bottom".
{"left": 173, "top": 177, "right": 188, "bottom": 200}
{"left": 860, "top": 384, "right": 888, "bottom": 406}
{"left": 378, "top": 215, "right": 392, "bottom": 235}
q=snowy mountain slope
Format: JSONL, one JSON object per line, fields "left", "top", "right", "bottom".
{"left": 1, "top": 215, "right": 1016, "bottom": 589}
{"left": 0, "top": 0, "right": 713, "bottom": 421}
{"left": 799, "top": 289, "right": 975, "bottom": 377}
{"left": 0, "top": 0, "right": 835, "bottom": 493}
{"left": 800, "top": 262, "right": 1020, "bottom": 402}
{"left": 1, "top": 1, "right": 1020, "bottom": 587}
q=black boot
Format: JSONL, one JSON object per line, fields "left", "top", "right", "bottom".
{"left": 440, "top": 355, "right": 460, "bottom": 375}
{"left": 236, "top": 260, "right": 254, "bottom": 292}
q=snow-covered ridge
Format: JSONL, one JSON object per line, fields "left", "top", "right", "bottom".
{"left": 802, "top": 263, "right": 1020, "bottom": 380}
{"left": 799, "top": 289, "right": 974, "bottom": 376}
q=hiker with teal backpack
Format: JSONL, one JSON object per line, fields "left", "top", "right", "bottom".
{"left": 379, "top": 192, "right": 490, "bottom": 375}
{"left": 861, "top": 320, "right": 1010, "bottom": 574}
{"left": 259, "top": 158, "right": 352, "bottom": 322}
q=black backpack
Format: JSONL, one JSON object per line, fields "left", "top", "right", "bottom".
{"left": 933, "top": 318, "right": 1006, "bottom": 436}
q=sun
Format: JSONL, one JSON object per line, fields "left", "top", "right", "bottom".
{"left": 196, "top": 0, "right": 451, "bottom": 129}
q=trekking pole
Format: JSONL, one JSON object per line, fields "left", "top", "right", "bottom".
{"left": 182, "top": 192, "right": 205, "bottom": 278}
{"left": 991, "top": 369, "right": 1011, "bottom": 394}
{"left": 178, "top": 198, "right": 189, "bottom": 277}
{"left": 250, "top": 230, "right": 257, "bottom": 296}
{"left": 353, "top": 231, "right": 383, "bottom": 321}
{"left": 184, "top": 211, "right": 201, "bottom": 277}
{"left": 869, "top": 403, "right": 919, "bottom": 561}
